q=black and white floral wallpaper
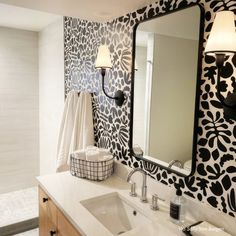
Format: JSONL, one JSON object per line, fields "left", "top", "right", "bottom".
{"left": 64, "top": 0, "right": 236, "bottom": 217}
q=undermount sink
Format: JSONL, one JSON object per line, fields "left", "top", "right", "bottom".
{"left": 80, "top": 192, "right": 151, "bottom": 235}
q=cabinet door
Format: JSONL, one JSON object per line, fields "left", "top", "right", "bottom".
{"left": 57, "top": 209, "right": 82, "bottom": 236}
{"left": 39, "top": 187, "right": 57, "bottom": 236}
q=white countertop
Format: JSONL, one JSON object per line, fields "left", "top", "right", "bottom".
{"left": 37, "top": 172, "right": 186, "bottom": 236}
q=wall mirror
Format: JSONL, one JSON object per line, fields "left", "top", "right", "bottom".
{"left": 131, "top": 5, "right": 204, "bottom": 176}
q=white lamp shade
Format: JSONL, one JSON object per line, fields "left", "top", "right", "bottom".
{"left": 95, "top": 45, "right": 112, "bottom": 69}
{"left": 205, "top": 11, "right": 236, "bottom": 55}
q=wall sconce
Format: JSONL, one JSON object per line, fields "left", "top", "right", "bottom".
{"left": 95, "top": 45, "right": 125, "bottom": 106}
{"left": 205, "top": 11, "right": 236, "bottom": 120}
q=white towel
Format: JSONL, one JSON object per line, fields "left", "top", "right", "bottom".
{"left": 56, "top": 91, "right": 94, "bottom": 172}
{"left": 69, "top": 92, "right": 94, "bottom": 156}
{"left": 86, "top": 150, "right": 99, "bottom": 180}
{"left": 191, "top": 221, "right": 232, "bottom": 236}
{"left": 70, "top": 150, "right": 87, "bottom": 177}
{"left": 86, "top": 145, "right": 98, "bottom": 151}
{"left": 56, "top": 91, "right": 79, "bottom": 172}
{"left": 86, "top": 150, "right": 100, "bottom": 161}
{"left": 100, "top": 154, "right": 113, "bottom": 161}
{"left": 99, "top": 148, "right": 111, "bottom": 156}
{"left": 72, "top": 150, "right": 86, "bottom": 160}
{"left": 98, "top": 155, "right": 113, "bottom": 180}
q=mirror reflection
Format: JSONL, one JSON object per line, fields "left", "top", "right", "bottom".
{"left": 133, "top": 6, "right": 201, "bottom": 175}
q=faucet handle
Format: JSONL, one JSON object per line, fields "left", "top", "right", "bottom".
{"left": 150, "top": 194, "right": 159, "bottom": 211}
{"left": 157, "top": 196, "right": 165, "bottom": 202}
{"left": 129, "top": 181, "right": 137, "bottom": 197}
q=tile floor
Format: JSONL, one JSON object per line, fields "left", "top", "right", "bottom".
{"left": 15, "top": 228, "right": 38, "bottom": 236}
{"left": 0, "top": 187, "right": 38, "bottom": 227}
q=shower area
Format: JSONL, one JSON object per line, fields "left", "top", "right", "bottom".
{"left": 0, "top": 3, "right": 64, "bottom": 235}
{"left": 0, "top": 25, "right": 39, "bottom": 235}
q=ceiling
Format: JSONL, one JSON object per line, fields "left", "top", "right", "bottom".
{"left": 0, "top": 0, "right": 157, "bottom": 22}
{"left": 0, "top": 3, "right": 61, "bottom": 31}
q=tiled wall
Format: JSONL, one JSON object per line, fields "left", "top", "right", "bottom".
{"left": 0, "top": 27, "right": 39, "bottom": 193}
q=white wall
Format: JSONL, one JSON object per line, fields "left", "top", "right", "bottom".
{"left": 0, "top": 27, "right": 39, "bottom": 193}
{"left": 133, "top": 46, "right": 147, "bottom": 151}
{"left": 39, "top": 17, "right": 64, "bottom": 175}
{"left": 149, "top": 34, "right": 198, "bottom": 163}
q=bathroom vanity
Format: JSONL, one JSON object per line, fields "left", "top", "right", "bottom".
{"left": 37, "top": 159, "right": 236, "bottom": 236}
{"left": 37, "top": 171, "right": 185, "bottom": 236}
{"left": 39, "top": 187, "right": 81, "bottom": 236}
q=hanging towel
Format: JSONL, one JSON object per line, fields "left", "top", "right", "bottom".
{"left": 56, "top": 91, "right": 94, "bottom": 172}
{"left": 56, "top": 91, "right": 79, "bottom": 172}
{"left": 68, "top": 92, "right": 94, "bottom": 160}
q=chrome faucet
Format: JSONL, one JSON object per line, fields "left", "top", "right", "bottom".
{"left": 127, "top": 168, "right": 148, "bottom": 202}
{"left": 168, "top": 160, "right": 183, "bottom": 169}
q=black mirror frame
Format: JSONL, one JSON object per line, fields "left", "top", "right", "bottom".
{"left": 129, "top": 3, "right": 205, "bottom": 178}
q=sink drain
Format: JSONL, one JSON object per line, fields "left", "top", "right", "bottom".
{"left": 117, "top": 231, "right": 126, "bottom": 235}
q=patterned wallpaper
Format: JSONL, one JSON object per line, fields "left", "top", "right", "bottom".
{"left": 64, "top": 0, "right": 236, "bottom": 217}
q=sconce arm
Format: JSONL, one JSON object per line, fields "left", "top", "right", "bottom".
{"left": 101, "top": 68, "right": 117, "bottom": 100}
{"left": 100, "top": 68, "right": 125, "bottom": 106}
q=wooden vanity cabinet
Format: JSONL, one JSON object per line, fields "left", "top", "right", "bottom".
{"left": 39, "top": 187, "right": 81, "bottom": 236}
{"left": 57, "top": 210, "right": 81, "bottom": 236}
{"left": 39, "top": 187, "right": 57, "bottom": 236}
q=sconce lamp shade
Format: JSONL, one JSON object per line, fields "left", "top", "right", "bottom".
{"left": 205, "top": 11, "right": 236, "bottom": 55}
{"left": 95, "top": 45, "right": 112, "bottom": 69}
{"left": 95, "top": 44, "right": 125, "bottom": 106}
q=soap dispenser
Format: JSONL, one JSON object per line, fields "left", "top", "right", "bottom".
{"left": 170, "top": 187, "right": 186, "bottom": 224}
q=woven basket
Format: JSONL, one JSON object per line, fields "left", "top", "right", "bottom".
{"left": 70, "top": 155, "right": 114, "bottom": 181}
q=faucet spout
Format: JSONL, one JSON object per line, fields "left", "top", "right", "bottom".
{"left": 168, "top": 160, "right": 183, "bottom": 169}
{"left": 127, "top": 168, "right": 148, "bottom": 202}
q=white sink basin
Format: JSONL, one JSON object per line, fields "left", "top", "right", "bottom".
{"left": 80, "top": 192, "right": 151, "bottom": 235}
